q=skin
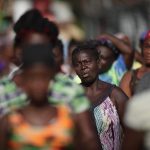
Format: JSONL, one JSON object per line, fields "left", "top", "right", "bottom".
{"left": 73, "top": 50, "right": 128, "bottom": 126}
{"left": 97, "top": 46, "right": 116, "bottom": 73}
{"left": 12, "top": 32, "right": 50, "bottom": 67}
{"left": 33, "top": 0, "right": 55, "bottom": 21}
{"left": 25, "top": 33, "right": 64, "bottom": 73}
{"left": 115, "top": 32, "right": 144, "bottom": 65}
{"left": 23, "top": 32, "right": 50, "bottom": 45}
{"left": 122, "top": 127, "right": 144, "bottom": 150}
{"left": 98, "top": 34, "right": 134, "bottom": 70}
{"left": 120, "top": 38, "right": 150, "bottom": 98}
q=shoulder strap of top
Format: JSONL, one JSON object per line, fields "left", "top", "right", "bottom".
{"left": 92, "top": 84, "right": 115, "bottom": 108}
{"left": 101, "top": 84, "right": 115, "bottom": 100}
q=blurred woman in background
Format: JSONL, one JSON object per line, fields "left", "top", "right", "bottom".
{"left": 120, "top": 30, "right": 150, "bottom": 97}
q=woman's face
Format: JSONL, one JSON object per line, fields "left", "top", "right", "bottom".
{"left": 24, "top": 32, "right": 50, "bottom": 45}
{"left": 13, "top": 32, "right": 50, "bottom": 67}
{"left": 73, "top": 51, "right": 99, "bottom": 85}
{"left": 22, "top": 64, "right": 54, "bottom": 104}
{"left": 143, "top": 39, "right": 150, "bottom": 65}
{"left": 97, "top": 46, "right": 115, "bottom": 73}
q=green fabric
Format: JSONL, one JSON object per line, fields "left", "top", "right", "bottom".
{"left": 0, "top": 73, "right": 90, "bottom": 116}
{"left": 49, "top": 73, "right": 90, "bottom": 113}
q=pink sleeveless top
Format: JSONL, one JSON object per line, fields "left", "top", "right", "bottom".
{"left": 93, "top": 85, "right": 122, "bottom": 150}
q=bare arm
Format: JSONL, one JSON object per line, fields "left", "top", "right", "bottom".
{"left": 119, "top": 71, "right": 132, "bottom": 98}
{"left": 73, "top": 110, "right": 102, "bottom": 150}
{"left": 0, "top": 116, "right": 10, "bottom": 150}
{"left": 111, "top": 86, "right": 128, "bottom": 126}
{"left": 122, "top": 126, "right": 144, "bottom": 150}
{"left": 99, "top": 34, "right": 134, "bottom": 70}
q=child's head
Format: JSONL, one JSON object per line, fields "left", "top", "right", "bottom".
{"left": 21, "top": 43, "right": 55, "bottom": 105}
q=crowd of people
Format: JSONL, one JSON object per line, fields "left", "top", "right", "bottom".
{"left": 0, "top": 3, "right": 150, "bottom": 150}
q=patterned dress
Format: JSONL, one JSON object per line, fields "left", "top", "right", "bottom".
{"left": 6, "top": 105, "right": 74, "bottom": 150}
{"left": 93, "top": 85, "right": 122, "bottom": 150}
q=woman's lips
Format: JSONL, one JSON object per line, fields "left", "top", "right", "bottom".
{"left": 82, "top": 73, "right": 89, "bottom": 78}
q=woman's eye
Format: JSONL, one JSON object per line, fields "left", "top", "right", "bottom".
{"left": 86, "top": 60, "right": 91, "bottom": 63}
{"left": 144, "top": 44, "right": 150, "bottom": 48}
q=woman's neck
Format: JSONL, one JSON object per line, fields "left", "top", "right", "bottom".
{"left": 83, "top": 78, "right": 100, "bottom": 89}
{"left": 29, "top": 100, "right": 50, "bottom": 109}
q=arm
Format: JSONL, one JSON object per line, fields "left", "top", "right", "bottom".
{"left": 0, "top": 116, "right": 10, "bottom": 150}
{"left": 73, "top": 110, "right": 102, "bottom": 150}
{"left": 99, "top": 34, "right": 134, "bottom": 70}
{"left": 122, "top": 126, "right": 144, "bottom": 150}
{"left": 119, "top": 71, "right": 132, "bottom": 98}
{"left": 111, "top": 86, "right": 128, "bottom": 126}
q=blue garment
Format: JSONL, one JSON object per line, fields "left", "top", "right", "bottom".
{"left": 99, "top": 55, "right": 127, "bottom": 86}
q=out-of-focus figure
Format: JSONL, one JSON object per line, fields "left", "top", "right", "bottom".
{"left": 0, "top": 44, "right": 81, "bottom": 150}
{"left": 0, "top": 31, "right": 14, "bottom": 79}
{"left": 115, "top": 32, "right": 143, "bottom": 69}
{"left": 0, "top": 9, "right": 102, "bottom": 150}
{"left": 120, "top": 30, "right": 150, "bottom": 97}
{"left": 122, "top": 72, "right": 150, "bottom": 149}
{"left": 96, "top": 33, "right": 133, "bottom": 86}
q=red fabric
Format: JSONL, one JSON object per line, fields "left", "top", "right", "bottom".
{"left": 144, "top": 30, "right": 150, "bottom": 41}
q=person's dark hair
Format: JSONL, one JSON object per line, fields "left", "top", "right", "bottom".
{"left": 97, "top": 38, "right": 120, "bottom": 59}
{"left": 14, "top": 9, "right": 42, "bottom": 33}
{"left": 68, "top": 39, "right": 82, "bottom": 51}
{"left": 13, "top": 35, "right": 22, "bottom": 49}
{"left": 14, "top": 9, "right": 59, "bottom": 46}
{"left": 72, "top": 40, "right": 99, "bottom": 66}
{"left": 139, "top": 32, "right": 147, "bottom": 45}
{"left": 21, "top": 43, "right": 55, "bottom": 69}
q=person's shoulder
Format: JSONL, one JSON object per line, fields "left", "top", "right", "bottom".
{"left": 111, "top": 85, "right": 128, "bottom": 99}
{"left": 109, "top": 85, "right": 128, "bottom": 110}
{"left": 122, "top": 70, "right": 132, "bottom": 79}
{"left": 53, "top": 73, "right": 85, "bottom": 93}
{"left": 50, "top": 73, "right": 90, "bottom": 114}
{"left": 119, "top": 70, "right": 134, "bottom": 88}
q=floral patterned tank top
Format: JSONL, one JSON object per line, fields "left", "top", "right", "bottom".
{"left": 93, "top": 85, "right": 122, "bottom": 150}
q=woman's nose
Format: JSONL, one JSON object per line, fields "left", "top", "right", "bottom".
{"left": 81, "top": 64, "right": 86, "bottom": 70}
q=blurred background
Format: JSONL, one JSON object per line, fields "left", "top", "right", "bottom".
{"left": 0, "top": 0, "right": 150, "bottom": 51}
